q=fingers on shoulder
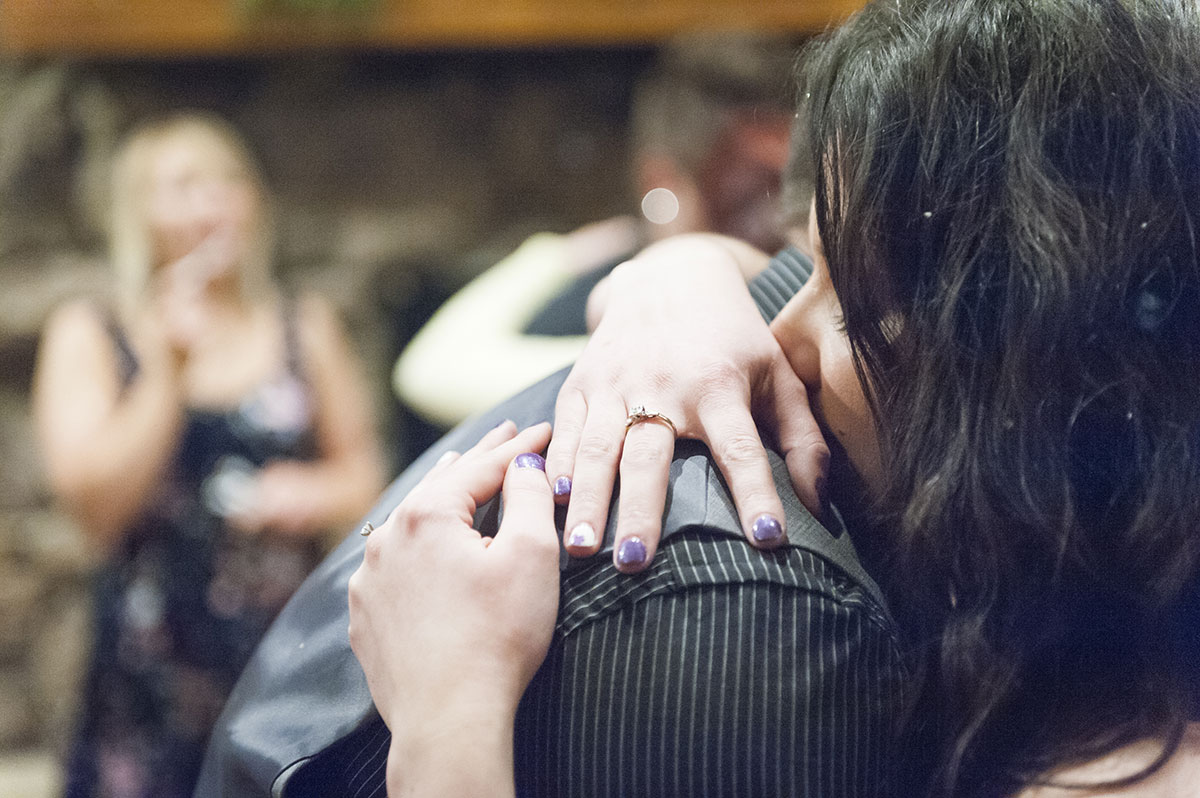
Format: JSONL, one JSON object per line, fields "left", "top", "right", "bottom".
{"left": 560, "top": 388, "right": 626, "bottom": 552}
{"left": 769, "top": 361, "right": 830, "bottom": 518}
{"left": 698, "top": 404, "right": 787, "bottom": 549}
{"left": 546, "top": 384, "right": 587, "bottom": 500}
{"left": 608, "top": 420, "right": 675, "bottom": 572}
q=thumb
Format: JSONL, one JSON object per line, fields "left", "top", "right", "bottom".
{"left": 491, "top": 453, "right": 560, "bottom": 564}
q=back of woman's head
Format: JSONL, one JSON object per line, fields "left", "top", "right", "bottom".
{"left": 795, "top": 0, "right": 1200, "bottom": 794}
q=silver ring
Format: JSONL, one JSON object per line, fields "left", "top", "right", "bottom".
{"left": 624, "top": 405, "right": 677, "bottom": 437}
{"left": 360, "top": 521, "right": 375, "bottom": 537}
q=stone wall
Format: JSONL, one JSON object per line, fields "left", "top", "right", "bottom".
{"left": 0, "top": 47, "right": 646, "bottom": 756}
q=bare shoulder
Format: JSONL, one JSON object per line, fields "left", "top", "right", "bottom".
{"left": 38, "top": 299, "right": 118, "bottom": 372}
{"left": 1017, "top": 723, "right": 1200, "bottom": 798}
{"left": 33, "top": 298, "right": 124, "bottom": 430}
{"left": 42, "top": 298, "right": 108, "bottom": 344}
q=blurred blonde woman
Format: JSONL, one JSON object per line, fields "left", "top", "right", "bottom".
{"left": 33, "top": 112, "right": 384, "bottom": 798}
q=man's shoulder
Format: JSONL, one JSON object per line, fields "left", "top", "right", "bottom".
{"left": 513, "top": 528, "right": 906, "bottom": 798}
{"left": 557, "top": 527, "right": 899, "bottom": 646}
{"left": 194, "top": 366, "right": 899, "bottom": 797}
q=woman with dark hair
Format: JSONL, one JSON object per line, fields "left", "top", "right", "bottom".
{"left": 791, "top": 0, "right": 1200, "bottom": 792}
{"left": 292, "top": 0, "right": 1200, "bottom": 795}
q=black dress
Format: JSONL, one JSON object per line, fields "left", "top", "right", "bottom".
{"left": 66, "top": 308, "right": 324, "bottom": 798}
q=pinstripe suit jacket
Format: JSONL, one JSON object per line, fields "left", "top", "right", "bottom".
{"left": 196, "top": 251, "right": 907, "bottom": 797}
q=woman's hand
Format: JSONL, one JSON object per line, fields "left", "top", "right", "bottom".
{"left": 547, "top": 234, "right": 829, "bottom": 573}
{"left": 226, "top": 461, "right": 319, "bottom": 538}
{"left": 151, "top": 224, "right": 243, "bottom": 361}
{"left": 348, "top": 420, "right": 558, "bottom": 798}
{"left": 230, "top": 294, "right": 386, "bottom": 543}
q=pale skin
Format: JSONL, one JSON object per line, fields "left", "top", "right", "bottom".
{"left": 349, "top": 219, "right": 862, "bottom": 795}
{"left": 560, "top": 84, "right": 818, "bottom": 560}
{"left": 1018, "top": 726, "right": 1200, "bottom": 798}
{"left": 34, "top": 126, "right": 384, "bottom": 554}
{"left": 348, "top": 421, "right": 558, "bottom": 798}
{"left": 552, "top": 232, "right": 830, "bottom": 572}
{"left": 351, "top": 218, "right": 1200, "bottom": 795}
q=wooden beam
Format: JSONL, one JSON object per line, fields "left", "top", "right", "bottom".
{"left": 0, "top": 0, "right": 864, "bottom": 58}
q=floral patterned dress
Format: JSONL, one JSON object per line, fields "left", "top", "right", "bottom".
{"left": 65, "top": 308, "right": 324, "bottom": 798}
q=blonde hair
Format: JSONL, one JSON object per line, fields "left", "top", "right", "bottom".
{"left": 109, "top": 112, "right": 275, "bottom": 318}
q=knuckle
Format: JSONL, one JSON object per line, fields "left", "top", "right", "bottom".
{"left": 551, "top": 405, "right": 585, "bottom": 437}
{"left": 362, "top": 537, "right": 383, "bottom": 567}
{"left": 698, "top": 360, "right": 749, "bottom": 395}
{"left": 810, "top": 438, "right": 832, "bottom": 467}
{"left": 397, "top": 503, "right": 443, "bottom": 538}
{"left": 622, "top": 435, "right": 670, "bottom": 469}
{"left": 554, "top": 383, "right": 587, "bottom": 415}
{"left": 645, "top": 369, "right": 677, "bottom": 396}
{"left": 796, "top": 427, "right": 831, "bottom": 465}
{"left": 401, "top": 496, "right": 436, "bottom": 522}
{"left": 576, "top": 433, "right": 620, "bottom": 465}
{"left": 715, "top": 432, "right": 766, "bottom": 467}
{"left": 347, "top": 570, "right": 364, "bottom": 605}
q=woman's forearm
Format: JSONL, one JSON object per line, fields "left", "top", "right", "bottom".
{"left": 242, "top": 450, "right": 385, "bottom": 541}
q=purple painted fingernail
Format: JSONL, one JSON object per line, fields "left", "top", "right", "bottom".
{"left": 751, "top": 514, "right": 784, "bottom": 543}
{"left": 616, "top": 537, "right": 647, "bottom": 567}
{"left": 553, "top": 476, "right": 572, "bottom": 498}
{"left": 515, "top": 452, "right": 546, "bottom": 471}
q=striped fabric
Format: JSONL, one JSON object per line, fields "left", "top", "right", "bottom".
{"left": 750, "top": 246, "right": 813, "bottom": 323}
{"left": 298, "top": 529, "right": 905, "bottom": 798}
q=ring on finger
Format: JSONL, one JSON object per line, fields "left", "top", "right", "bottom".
{"left": 624, "top": 405, "right": 677, "bottom": 437}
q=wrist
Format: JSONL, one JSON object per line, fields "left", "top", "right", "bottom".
{"left": 631, "top": 233, "right": 765, "bottom": 283}
{"left": 387, "top": 702, "right": 517, "bottom": 797}
{"left": 133, "top": 311, "right": 189, "bottom": 381}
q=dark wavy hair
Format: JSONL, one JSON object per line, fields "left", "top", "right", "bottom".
{"left": 795, "top": 0, "right": 1200, "bottom": 794}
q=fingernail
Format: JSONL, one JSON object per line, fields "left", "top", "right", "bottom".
{"left": 515, "top": 452, "right": 546, "bottom": 471}
{"left": 567, "top": 522, "right": 596, "bottom": 549}
{"left": 616, "top": 536, "right": 647, "bottom": 567}
{"left": 751, "top": 514, "right": 784, "bottom": 543}
{"left": 553, "top": 476, "right": 573, "bottom": 498}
